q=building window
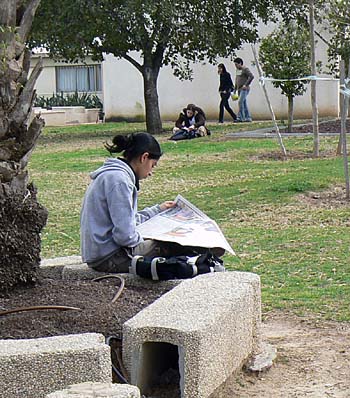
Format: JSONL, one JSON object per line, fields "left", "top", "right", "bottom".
{"left": 56, "top": 65, "right": 102, "bottom": 93}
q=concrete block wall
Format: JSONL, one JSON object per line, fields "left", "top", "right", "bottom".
{"left": 46, "top": 382, "right": 141, "bottom": 398}
{"left": 32, "top": 107, "right": 99, "bottom": 126}
{"left": 0, "top": 333, "right": 111, "bottom": 398}
{"left": 122, "top": 271, "right": 261, "bottom": 398}
{"left": 0, "top": 256, "right": 263, "bottom": 397}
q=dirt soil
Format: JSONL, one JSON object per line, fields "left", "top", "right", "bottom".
{"left": 0, "top": 273, "right": 171, "bottom": 340}
{"left": 250, "top": 118, "right": 349, "bottom": 161}
{"left": 215, "top": 312, "right": 350, "bottom": 398}
{"left": 290, "top": 118, "right": 349, "bottom": 134}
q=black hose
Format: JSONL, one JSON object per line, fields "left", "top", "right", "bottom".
{"left": 105, "top": 335, "right": 129, "bottom": 384}
{"left": 111, "top": 361, "right": 129, "bottom": 384}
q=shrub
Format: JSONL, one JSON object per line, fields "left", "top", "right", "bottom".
{"left": 34, "top": 92, "right": 103, "bottom": 110}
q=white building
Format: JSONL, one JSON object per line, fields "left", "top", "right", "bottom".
{"left": 30, "top": 23, "right": 339, "bottom": 123}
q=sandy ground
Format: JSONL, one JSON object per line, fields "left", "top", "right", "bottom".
{"left": 213, "top": 312, "right": 350, "bottom": 398}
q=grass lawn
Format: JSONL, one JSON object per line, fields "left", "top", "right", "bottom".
{"left": 29, "top": 120, "right": 350, "bottom": 321}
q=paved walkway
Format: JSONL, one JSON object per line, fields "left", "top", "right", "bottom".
{"left": 227, "top": 128, "right": 341, "bottom": 139}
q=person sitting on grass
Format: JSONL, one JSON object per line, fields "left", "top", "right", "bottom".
{"left": 171, "top": 103, "right": 210, "bottom": 140}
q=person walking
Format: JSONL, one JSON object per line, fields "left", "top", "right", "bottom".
{"left": 234, "top": 57, "right": 254, "bottom": 122}
{"left": 217, "top": 63, "right": 237, "bottom": 123}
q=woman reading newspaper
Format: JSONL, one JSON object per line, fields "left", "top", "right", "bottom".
{"left": 80, "top": 132, "right": 177, "bottom": 273}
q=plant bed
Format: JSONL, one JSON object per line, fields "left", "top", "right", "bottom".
{"left": 289, "top": 118, "right": 349, "bottom": 134}
{"left": 0, "top": 268, "right": 172, "bottom": 340}
{"left": 0, "top": 266, "right": 182, "bottom": 398}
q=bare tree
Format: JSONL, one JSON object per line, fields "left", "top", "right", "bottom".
{"left": 0, "top": 0, "right": 47, "bottom": 291}
{"left": 309, "top": 0, "right": 320, "bottom": 157}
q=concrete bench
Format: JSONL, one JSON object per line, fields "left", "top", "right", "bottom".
{"left": 0, "top": 333, "right": 111, "bottom": 398}
{"left": 0, "top": 256, "right": 264, "bottom": 398}
{"left": 59, "top": 259, "right": 181, "bottom": 290}
{"left": 46, "top": 382, "right": 140, "bottom": 398}
{"left": 122, "top": 271, "right": 261, "bottom": 398}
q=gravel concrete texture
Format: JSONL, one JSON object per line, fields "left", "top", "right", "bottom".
{"left": 46, "top": 382, "right": 140, "bottom": 398}
{"left": 41, "top": 255, "right": 83, "bottom": 267}
{"left": 60, "top": 261, "right": 181, "bottom": 290}
{"left": 0, "top": 333, "right": 111, "bottom": 398}
{"left": 122, "top": 271, "right": 261, "bottom": 398}
{"left": 39, "top": 255, "right": 83, "bottom": 278}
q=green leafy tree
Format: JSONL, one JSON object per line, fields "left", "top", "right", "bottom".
{"left": 327, "top": 1, "right": 350, "bottom": 75}
{"left": 259, "top": 22, "right": 311, "bottom": 132}
{"left": 30, "top": 0, "right": 287, "bottom": 134}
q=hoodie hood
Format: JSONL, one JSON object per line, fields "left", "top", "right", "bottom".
{"left": 90, "top": 157, "right": 134, "bottom": 179}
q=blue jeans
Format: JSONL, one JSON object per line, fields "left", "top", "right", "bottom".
{"left": 238, "top": 89, "right": 252, "bottom": 121}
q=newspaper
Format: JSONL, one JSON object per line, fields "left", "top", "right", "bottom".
{"left": 136, "top": 195, "right": 235, "bottom": 255}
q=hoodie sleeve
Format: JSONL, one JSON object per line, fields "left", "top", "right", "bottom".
{"left": 107, "top": 181, "right": 142, "bottom": 248}
{"left": 136, "top": 204, "right": 162, "bottom": 225}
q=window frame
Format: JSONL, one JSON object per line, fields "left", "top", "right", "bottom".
{"left": 55, "top": 64, "right": 102, "bottom": 93}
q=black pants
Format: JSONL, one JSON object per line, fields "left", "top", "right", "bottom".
{"left": 219, "top": 92, "right": 237, "bottom": 122}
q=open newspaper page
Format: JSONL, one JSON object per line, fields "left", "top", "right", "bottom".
{"left": 136, "top": 195, "right": 235, "bottom": 255}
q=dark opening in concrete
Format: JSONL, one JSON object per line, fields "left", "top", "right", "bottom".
{"left": 138, "top": 342, "right": 181, "bottom": 396}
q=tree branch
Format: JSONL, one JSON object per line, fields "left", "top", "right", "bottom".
{"left": 0, "top": 161, "right": 19, "bottom": 183}
{"left": 16, "top": 115, "right": 45, "bottom": 163}
{"left": 0, "top": 2, "right": 16, "bottom": 25}
{"left": 9, "top": 57, "right": 43, "bottom": 128}
{"left": 315, "top": 30, "right": 331, "bottom": 47}
{"left": 18, "top": 0, "right": 41, "bottom": 43}
{"left": 123, "top": 54, "right": 143, "bottom": 73}
{"left": 18, "top": 49, "right": 32, "bottom": 87}
{"left": 153, "top": 43, "right": 166, "bottom": 70}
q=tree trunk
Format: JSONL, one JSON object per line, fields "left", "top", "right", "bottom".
{"left": 337, "top": 59, "right": 350, "bottom": 155}
{"left": 339, "top": 59, "right": 350, "bottom": 199}
{"left": 142, "top": 66, "right": 163, "bottom": 135}
{"left": 287, "top": 95, "right": 294, "bottom": 132}
{"left": 0, "top": 1, "right": 47, "bottom": 292}
{"left": 309, "top": 0, "right": 319, "bottom": 157}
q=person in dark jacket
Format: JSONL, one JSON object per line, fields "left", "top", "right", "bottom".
{"left": 218, "top": 63, "right": 237, "bottom": 123}
{"left": 172, "top": 103, "right": 209, "bottom": 137}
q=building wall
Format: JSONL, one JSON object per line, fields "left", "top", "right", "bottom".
{"left": 101, "top": 21, "right": 338, "bottom": 122}
{"left": 30, "top": 55, "right": 103, "bottom": 99}
{"left": 31, "top": 22, "right": 339, "bottom": 122}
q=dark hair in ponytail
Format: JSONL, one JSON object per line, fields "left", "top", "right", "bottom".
{"left": 105, "top": 132, "right": 162, "bottom": 161}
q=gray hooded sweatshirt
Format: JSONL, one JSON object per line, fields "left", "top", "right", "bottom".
{"left": 80, "top": 158, "right": 161, "bottom": 264}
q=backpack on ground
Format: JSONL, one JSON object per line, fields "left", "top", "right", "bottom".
{"left": 129, "top": 252, "right": 225, "bottom": 281}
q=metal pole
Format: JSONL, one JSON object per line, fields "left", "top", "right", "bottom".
{"left": 251, "top": 45, "right": 287, "bottom": 158}
{"left": 309, "top": 0, "right": 320, "bottom": 157}
{"left": 340, "top": 59, "right": 350, "bottom": 199}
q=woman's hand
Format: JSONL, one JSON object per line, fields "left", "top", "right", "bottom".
{"left": 159, "top": 201, "right": 176, "bottom": 211}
